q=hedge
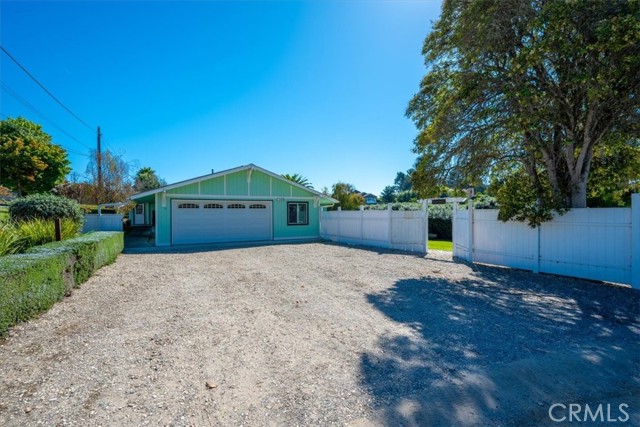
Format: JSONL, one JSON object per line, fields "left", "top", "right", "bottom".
{"left": 0, "top": 231, "right": 123, "bottom": 336}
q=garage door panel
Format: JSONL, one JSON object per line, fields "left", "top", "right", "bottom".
{"left": 172, "top": 200, "right": 272, "bottom": 245}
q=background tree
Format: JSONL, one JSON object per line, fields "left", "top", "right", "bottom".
{"left": 134, "top": 166, "right": 166, "bottom": 192}
{"left": 282, "top": 173, "right": 314, "bottom": 189}
{"left": 0, "top": 117, "right": 71, "bottom": 196}
{"left": 330, "top": 182, "right": 364, "bottom": 210}
{"left": 396, "top": 189, "right": 418, "bottom": 203}
{"left": 85, "top": 149, "right": 133, "bottom": 204}
{"left": 407, "top": 0, "right": 640, "bottom": 225}
{"left": 379, "top": 185, "right": 397, "bottom": 203}
{"left": 394, "top": 169, "right": 414, "bottom": 192}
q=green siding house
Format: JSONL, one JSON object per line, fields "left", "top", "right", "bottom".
{"left": 129, "top": 164, "right": 337, "bottom": 246}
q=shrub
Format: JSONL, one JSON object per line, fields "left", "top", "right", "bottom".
{"left": 428, "top": 204, "right": 453, "bottom": 240}
{"left": 0, "top": 231, "right": 123, "bottom": 335}
{"left": 9, "top": 193, "right": 83, "bottom": 224}
{"left": 364, "top": 203, "right": 422, "bottom": 211}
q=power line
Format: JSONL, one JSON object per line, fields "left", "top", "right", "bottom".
{"left": 0, "top": 111, "right": 90, "bottom": 158}
{"left": 1, "top": 82, "right": 92, "bottom": 149}
{"left": 0, "top": 112, "right": 92, "bottom": 158}
{"left": 0, "top": 45, "right": 94, "bottom": 131}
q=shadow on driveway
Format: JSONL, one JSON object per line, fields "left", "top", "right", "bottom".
{"left": 360, "top": 265, "right": 640, "bottom": 426}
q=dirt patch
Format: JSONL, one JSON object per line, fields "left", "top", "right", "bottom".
{"left": 0, "top": 242, "right": 638, "bottom": 426}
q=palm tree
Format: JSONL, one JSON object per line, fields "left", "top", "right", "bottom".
{"left": 282, "top": 173, "right": 314, "bottom": 189}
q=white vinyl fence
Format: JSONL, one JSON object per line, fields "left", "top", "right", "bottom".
{"left": 320, "top": 205, "right": 428, "bottom": 254}
{"left": 83, "top": 214, "right": 123, "bottom": 233}
{"left": 453, "top": 194, "right": 639, "bottom": 287}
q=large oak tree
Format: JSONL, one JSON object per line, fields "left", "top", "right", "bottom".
{"left": 407, "top": 0, "right": 640, "bottom": 224}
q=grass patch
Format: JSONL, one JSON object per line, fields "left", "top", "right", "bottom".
{"left": 429, "top": 239, "right": 453, "bottom": 252}
{"left": 0, "top": 206, "right": 8, "bottom": 223}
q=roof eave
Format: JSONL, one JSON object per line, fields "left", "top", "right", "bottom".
{"left": 130, "top": 163, "right": 337, "bottom": 202}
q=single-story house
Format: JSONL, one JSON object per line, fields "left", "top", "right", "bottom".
{"left": 129, "top": 164, "right": 337, "bottom": 246}
{"left": 359, "top": 192, "right": 378, "bottom": 205}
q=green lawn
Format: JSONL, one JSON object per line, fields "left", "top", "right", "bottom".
{"left": 428, "top": 239, "right": 453, "bottom": 252}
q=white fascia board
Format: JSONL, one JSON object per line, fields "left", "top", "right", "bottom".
{"left": 130, "top": 163, "right": 339, "bottom": 204}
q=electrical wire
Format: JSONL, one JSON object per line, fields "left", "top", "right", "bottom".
{"left": 0, "top": 45, "right": 95, "bottom": 131}
{"left": 0, "top": 109, "right": 90, "bottom": 158}
{"left": 1, "top": 82, "right": 92, "bottom": 149}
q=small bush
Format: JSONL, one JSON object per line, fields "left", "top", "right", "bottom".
{"left": 9, "top": 194, "right": 83, "bottom": 224}
{"left": 364, "top": 203, "right": 422, "bottom": 211}
{"left": 0, "top": 231, "right": 123, "bottom": 335}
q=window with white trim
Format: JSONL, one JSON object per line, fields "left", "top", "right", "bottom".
{"left": 249, "top": 204, "right": 267, "bottom": 209}
{"left": 287, "top": 202, "right": 308, "bottom": 225}
{"left": 203, "top": 203, "right": 223, "bottom": 209}
{"left": 228, "top": 203, "right": 246, "bottom": 209}
{"left": 178, "top": 203, "right": 199, "bottom": 209}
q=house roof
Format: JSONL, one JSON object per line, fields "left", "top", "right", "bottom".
{"left": 357, "top": 192, "right": 378, "bottom": 199}
{"left": 130, "top": 163, "right": 338, "bottom": 204}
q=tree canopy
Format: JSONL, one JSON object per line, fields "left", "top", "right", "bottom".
{"left": 407, "top": 0, "right": 640, "bottom": 225}
{"left": 0, "top": 117, "right": 71, "bottom": 196}
{"left": 134, "top": 166, "right": 166, "bottom": 192}
{"left": 85, "top": 149, "right": 133, "bottom": 204}
{"left": 330, "top": 182, "right": 364, "bottom": 210}
{"left": 282, "top": 173, "right": 314, "bottom": 189}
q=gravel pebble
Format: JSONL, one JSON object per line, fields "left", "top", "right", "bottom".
{"left": 0, "top": 242, "right": 638, "bottom": 426}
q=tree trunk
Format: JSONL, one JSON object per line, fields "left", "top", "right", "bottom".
{"left": 570, "top": 178, "right": 587, "bottom": 208}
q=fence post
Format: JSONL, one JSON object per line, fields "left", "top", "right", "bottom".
{"left": 468, "top": 197, "right": 474, "bottom": 263}
{"left": 387, "top": 203, "right": 393, "bottom": 247}
{"left": 422, "top": 200, "right": 428, "bottom": 254}
{"left": 337, "top": 207, "right": 341, "bottom": 243}
{"left": 452, "top": 201, "right": 457, "bottom": 258}
{"left": 632, "top": 194, "right": 639, "bottom": 288}
{"left": 531, "top": 226, "right": 541, "bottom": 273}
{"left": 54, "top": 218, "right": 62, "bottom": 241}
{"left": 360, "top": 205, "right": 365, "bottom": 245}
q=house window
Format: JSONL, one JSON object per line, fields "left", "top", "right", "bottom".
{"left": 178, "top": 203, "right": 199, "bottom": 209}
{"left": 228, "top": 203, "right": 245, "bottom": 209}
{"left": 204, "top": 203, "right": 223, "bottom": 209}
{"left": 135, "top": 204, "right": 144, "bottom": 214}
{"left": 249, "top": 204, "right": 267, "bottom": 209}
{"left": 287, "top": 202, "right": 308, "bottom": 225}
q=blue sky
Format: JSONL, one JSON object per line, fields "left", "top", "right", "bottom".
{"left": 1, "top": 0, "right": 442, "bottom": 196}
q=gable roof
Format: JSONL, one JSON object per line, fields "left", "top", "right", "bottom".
{"left": 130, "top": 163, "right": 338, "bottom": 203}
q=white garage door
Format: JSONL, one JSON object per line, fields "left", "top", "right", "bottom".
{"left": 171, "top": 200, "right": 272, "bottom": 245}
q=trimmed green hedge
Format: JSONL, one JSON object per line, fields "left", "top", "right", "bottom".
{"left": 0, "top": 231, "right": 123, "bottom": 336}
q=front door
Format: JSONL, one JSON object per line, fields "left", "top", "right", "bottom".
{"left": 134, "top": 204, "right": 145, "bottom": 225}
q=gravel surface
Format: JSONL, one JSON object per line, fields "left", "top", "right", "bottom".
{"left": 0, "top": 242, "right": 638, "bottom": 426}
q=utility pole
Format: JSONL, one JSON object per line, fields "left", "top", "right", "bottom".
{"left": 97, "top": 126, "right": 102, "bottom": 203}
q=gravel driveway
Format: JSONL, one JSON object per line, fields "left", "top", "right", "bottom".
{"left": 0, "top": 242, "right": 638, "bottom": 426}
